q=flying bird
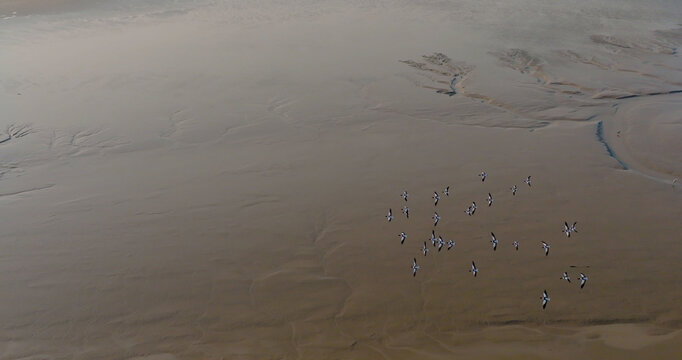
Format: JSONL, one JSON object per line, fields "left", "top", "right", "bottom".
{"left": 401, "top": 190, "right": 409, "bottom": 202}
{"left": 579, "top": 273, "right": 588, "bottom": 289}
{"left": 487, "top": 193, "right": 493, "bottom": 207}
{"left": 387, "top": 209, "right": 393, "bottom": 222}
{"left": 432, "top": 212, "right": 440, "bottom": 226}
{"left": 430, "top": 230, "right": 437, "bottom": 246}
{"left": 511, "top": 185, "right": 518, "bottom": 195}
{"left": 479, "top": 172, "right": 487, "bottom": 182}
{"left": 541, "top": 241, "right": 550, "bottom": 256}
{"left": 561, "top": 272, "right": 571, "bottom": 283}
{"left": 541, "top": 290, "right": 550, "bottom": 309}
{"left": 422, "top": 242, "right": 429, "bottom": 256}
{"left": 412, "top": 258, "right": 420, "bottom": 277}
{"left": 402, "top": 206, "right": 409, "bottom": 219}
{"left": 513, "top": 240, "right": 519, "bottom": 251}
{"left": 525, "top": 176, "right": 532, "bottom": 187}
{"left": 571, "top": 221, "right": 578, "bottom": 232}
{"left": 399, "top": 232, "right": 407, "bottom": 244}
{"left": 471, "top": 202, "right": 477, "bottom": 215}
{"left": 437, "top": 237, "right": 445, "bottom": 252}
{"left": 490, "top": 232, "right": 498, "bottom": 251}
{"left": 444, "top": 186, "right": 450, "bottom": 196}
{"left": 465, "top": 206, "right": 473, "bottom": 216}
{"left": 447, "top": 240, "right": 455, "bottom": 250}
{"left": 563, "top": 222, "right": 572, "bottom": 237}
{"left": 433, "top": 192, "right": 441, "bottom": 206}
{"left": 470, "top": 261, "right": 478, "bottom": 277}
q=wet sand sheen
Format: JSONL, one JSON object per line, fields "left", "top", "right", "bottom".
{"left": 0, "top": 0, "right": 681, "bottom": 359}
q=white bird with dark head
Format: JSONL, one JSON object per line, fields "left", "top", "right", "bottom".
{"left": 469, "top": 261, "right": 478, "bottom": 277}
{"left": 412, "top": 258, "right": 420, "bottom": 277}
{"left": 432, "top": 212, "right": 440, "bottom": 226}
{"left": 541, "top": 290, "right": 550, "bottom": 309}
{"left": 579, "top": 273, "right": 588, "bottom": 288}
{"left": 561, "top": 272, "right": 571, "bottom": 283}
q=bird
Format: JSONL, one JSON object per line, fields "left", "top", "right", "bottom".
{"left": 447, "top": 240, "right": 455, "bottom": 250}
{"left": 513, "top": 240, "right": 519, "bottom": 251}
{"left": 541, "top": 290, "right": 550, "bottom": 309}
{"left": 444, "top": 186, "right": 450, "bottom": 196}
{"left": 579, "top": 273, "right": 588, "bottom": 288}
{"left": 402, "top": 206, "right": 410, "bottom": 219}
{"left": 470, "top": 261, "right": 478, "bottom": 277}
{"left": 541, "top": 241, "right": 550, "bottom": 256}
{"left": 490, "top": 232, "right": 498, "bottom": 251}
{"left": 570, "top": 222, "right": 578, "bottom": 233}
{"left": 511, "top": 185, "right": 518, "bottom": 195}
{"left": 465, "top": 206, "right": 473, "bottom": 216}
{"left": 412, "top": 258, "right": 420, "bottom": 277}
{"left": 487, "top": 193, "right": 493, "bottom": 207}
{"left": 471, "top": 202, "right": 477, "bottom": 215}
{"left": 432, "top": 212, "right": 440, "bottom": 226}
{"left": 563, "top": 222, "right": 571, "bottom": 237}
{"left": 399, "top": 232, "right": 407, "bottom": 244}
{"left": 387, "top": 209, "right": 393, "bottom": 222}
{"left": 401, "top": 190, "right": 409, "bottom": 202}
{"left": 437, "top": 237, "right": 445, "bottom": 252}
{"left": 422, "top": 242, "right": 429, "bottom": 256}
{"left": 561, "top": 272, "right": 571, "bottom": 283}
{"left": 430, "top": 230, "right": 438, "bottom": 246}
{"left": 525, "top": 176, "right": 532, "bottom": 187}
{"left": 433, "top": 191, "right": 441, "bottom": 206}
{"left": 479, "top": 172, "right": 487, "bottom": 182}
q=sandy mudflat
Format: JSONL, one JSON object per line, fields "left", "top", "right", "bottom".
{"left": 0, "top": 0, "right": 681, "bottom": 359}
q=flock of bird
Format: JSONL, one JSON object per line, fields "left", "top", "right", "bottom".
{"left": 387, "top": 172, "right": 589, "bottom": 310}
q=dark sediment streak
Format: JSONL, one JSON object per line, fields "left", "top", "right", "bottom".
{"left": 596, "top": 121, "right": 628, "bottom": 170}
{"left": 615, "top": 89, "right": 682, "bottom": 99}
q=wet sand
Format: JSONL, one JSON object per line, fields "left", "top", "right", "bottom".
{"left": 1, "top": 0, "right": 681, "bottom": 359}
